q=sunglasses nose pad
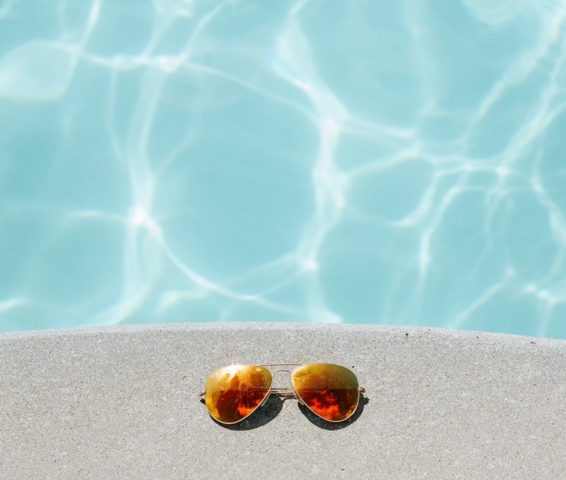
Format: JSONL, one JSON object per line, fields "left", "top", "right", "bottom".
{"left": 271, "top": 369, "right": 299, "bottom": 399}
{"left": 270, "top": 369, "right": 292, "bottom": 388}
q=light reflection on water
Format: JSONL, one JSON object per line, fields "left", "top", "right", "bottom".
{"left": 1, "top": 0, "right": 566, "bottom": 338}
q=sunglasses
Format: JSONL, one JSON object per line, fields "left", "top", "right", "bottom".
{"left": 200, "top": 363, "right": 365, "bottom": 424}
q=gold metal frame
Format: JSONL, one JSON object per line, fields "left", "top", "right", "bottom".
{"left": 200, "top": 363, "right": 366, "bottom": 425}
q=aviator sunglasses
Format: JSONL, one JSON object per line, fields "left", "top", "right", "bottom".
{"left": 200, "top": 363, "right": 365, "bottom": 424}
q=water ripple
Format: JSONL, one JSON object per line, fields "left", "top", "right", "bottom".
{"left": 1, "top": 0, "right": 566, "bottom": 338}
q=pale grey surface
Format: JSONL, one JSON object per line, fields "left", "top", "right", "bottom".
{"left": 1, "top": 323, "right": 565, "bottom": 479}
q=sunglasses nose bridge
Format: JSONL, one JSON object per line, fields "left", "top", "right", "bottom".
{"left": 270, "top": 369, "right": 293, "bottom": 388}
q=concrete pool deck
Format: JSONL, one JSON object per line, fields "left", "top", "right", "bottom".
{"left": 0, "top": 323, "right": 565, "bottom": 479}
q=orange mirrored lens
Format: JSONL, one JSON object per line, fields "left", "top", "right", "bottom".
{"left": 205, "top": 365, "right": 272, "bottom": 424}
{"left": 291, "top": 363, "right": 360, "bottom": 422}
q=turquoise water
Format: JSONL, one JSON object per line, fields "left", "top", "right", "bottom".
{"left": 1, "top": 1, "right": 566, "bottom": 338}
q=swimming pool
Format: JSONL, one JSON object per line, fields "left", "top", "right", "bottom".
{"left": 1, "top": 0, "right": 565, "bottom": 338}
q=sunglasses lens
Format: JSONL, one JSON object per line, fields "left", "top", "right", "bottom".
{"left": 291, "top": 363, "right": 360, "bottom": 422}
{"left": 205, "top": 365, "right": 272, "bottom": 424}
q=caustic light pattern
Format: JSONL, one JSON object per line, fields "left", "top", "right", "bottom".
{"left": 1, "top": 0, "right": 566, "bottom": 338}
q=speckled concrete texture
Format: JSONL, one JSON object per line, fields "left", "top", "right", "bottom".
{"left": 1, "top": 324, "right": 565, "bottom": 479}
